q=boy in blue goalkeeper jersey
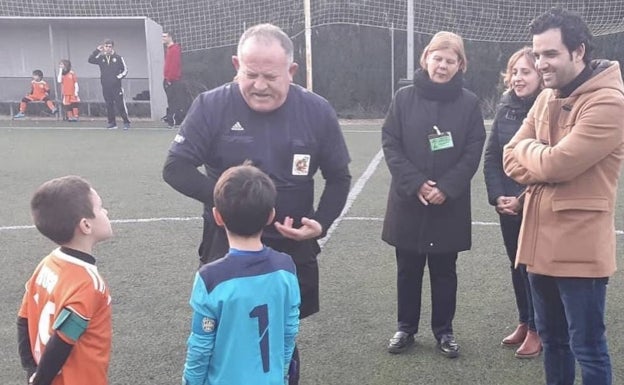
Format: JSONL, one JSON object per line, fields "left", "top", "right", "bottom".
{"left": 183, "top": 162, "right": 300, "bottom": 385}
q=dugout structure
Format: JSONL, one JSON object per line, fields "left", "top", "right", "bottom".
{"left": 0, "top": 16, "right": 165, "bottom": 120}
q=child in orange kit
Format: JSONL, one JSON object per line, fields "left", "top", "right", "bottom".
{"left": 58, "top": 60, "right": 80, "bottom": 122}
{"left": 14, "top": 69, "right": 57, "bottom": 118}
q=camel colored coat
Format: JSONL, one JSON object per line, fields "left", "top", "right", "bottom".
{"left": 503, "top": 60, "right": 624, "bottom": 277}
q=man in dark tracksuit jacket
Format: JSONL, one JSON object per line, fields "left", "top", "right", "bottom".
{"left": 88, "top": 39, "right": 131, "bottom": 129}
{"left": 163, "top": 24, "right": 351, "bottom": 385}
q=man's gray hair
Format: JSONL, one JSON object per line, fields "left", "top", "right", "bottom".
{"left": 237, "top": 24, "right": 294, "bottom": 63}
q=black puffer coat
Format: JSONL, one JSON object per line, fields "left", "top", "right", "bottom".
{"left": 381, "top": 70, "right": 486, "bottom": 253}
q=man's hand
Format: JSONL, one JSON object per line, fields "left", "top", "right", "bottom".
{"left": 274, "top": 216, "right": 322, "bottom": 241}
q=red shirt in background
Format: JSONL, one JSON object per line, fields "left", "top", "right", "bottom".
{"left": 164, "top": 43, "right": 182, "bottom": 82}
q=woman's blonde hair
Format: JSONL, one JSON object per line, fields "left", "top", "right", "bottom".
{"left": 419, "top": 31, "right": 467, "bottom": 73}
{"left": 502, "top": 46, "right": 539, "bottom": 90}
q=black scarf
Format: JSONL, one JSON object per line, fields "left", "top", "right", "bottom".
{"left": 558, "top": 64, "right": 592, "bottom": 98}
{"left": 504, "top": 90, "right": 538, "bottom": 112}
{"left": 413, "top": 69, "right": 464, "bottom": 102}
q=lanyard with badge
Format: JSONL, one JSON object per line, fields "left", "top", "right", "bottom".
{"left": 428, "top": 125, "right": 454, "bottom": 152}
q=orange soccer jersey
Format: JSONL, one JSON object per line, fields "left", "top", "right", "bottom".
{"left": 18, "top": 248, "right": 112, "bottom": 385}
{"left": 28, "top": 79, "right": 50, "bottom": 100}
{"left": 61, "top": 71, "right": 80, "bottom": 105}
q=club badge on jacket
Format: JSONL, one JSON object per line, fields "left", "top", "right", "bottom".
{"left": 292, "top": 154, "right": 310, "bottom": 175}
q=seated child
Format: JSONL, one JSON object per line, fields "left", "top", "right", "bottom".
{"left": 14, "top": 69, "right": 57, "bottom": 118}
{"left": 183, "top": 163, "right": 300, "bottom": 385}
{"left": 17, "top": 175, "right": 113, "bottom": 385}
{"left": 58, "top": 60, "right": 80, "bottom": 122}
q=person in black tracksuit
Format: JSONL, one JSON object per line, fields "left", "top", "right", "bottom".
{"left": 88, "top": 39, "right": 131, "bottom": 129}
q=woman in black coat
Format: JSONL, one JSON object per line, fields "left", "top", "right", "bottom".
{"left": 382, "top": 31, "right": 486, "bottom": 358}
{"left": 483, "top": 47, "right": 542, "bottom": 359}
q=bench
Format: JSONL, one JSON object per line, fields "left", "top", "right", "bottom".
{"left": 8, "top": 100, "right": 58, "bottom": 118}
{"left": 2, "top": 77, "right": 152, "bottom": 119}
{"left": 5, "top": 100, "right": 151, "bottom": 119}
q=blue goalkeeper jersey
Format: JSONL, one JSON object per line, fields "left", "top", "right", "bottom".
{"left": 183, "top": 246, "right": 300, "bottom": 385}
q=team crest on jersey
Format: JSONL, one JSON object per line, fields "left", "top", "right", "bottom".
{"left": 202, "top": 317, "right": 215, "bottom": 332}
{"left": 174, "top": 134, "right": 185, "bottom": 144}
{"left": 292, "top": 154, "right": 311, "bottom": 175}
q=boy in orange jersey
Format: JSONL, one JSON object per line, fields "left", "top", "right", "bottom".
{"left": 14, "top": 69, "right": 57, "bottom": 118}
{"left": 17, "top": 175, "right": 113, "bottom": 385}
{"left": 57, "top": 60, "right": 80, "bottom": 122}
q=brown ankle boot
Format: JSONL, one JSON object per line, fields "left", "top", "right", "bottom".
{"left": 515, "top": 330, "right": 542, "bottom": 358}
{"left": 501, "top": 323, "right": 528, "bottom": 346}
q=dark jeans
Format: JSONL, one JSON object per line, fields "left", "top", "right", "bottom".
{"left": 395, "top": 249, "right": 457, "bottom": 341}
{"left": 499, "top": 214, "right": 535, "bottom": 330}
{"left": 529, "top": 273, "right": 611, "bottom": 385}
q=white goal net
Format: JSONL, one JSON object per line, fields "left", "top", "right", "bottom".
{"left": 1, "top": 0, "right": 623, "bottom": 50}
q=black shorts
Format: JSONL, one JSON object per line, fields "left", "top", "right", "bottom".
{"left": 264, "top": 237, "right": 320, "bottom": 319}
{"left": 199, "top": 217, "right": 320, "bottom": 319}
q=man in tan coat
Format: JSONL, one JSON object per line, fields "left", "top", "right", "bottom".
{"left": 503, "top": 8, "right": 624, "bottom": 385}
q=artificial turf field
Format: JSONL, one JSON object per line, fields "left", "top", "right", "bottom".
{"left": 1, "top": 118, "right": 623, "bottom": 385}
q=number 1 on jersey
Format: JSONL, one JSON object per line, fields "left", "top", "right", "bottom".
{"left": 249, "top": 304, "right": 269, "bottom": 373}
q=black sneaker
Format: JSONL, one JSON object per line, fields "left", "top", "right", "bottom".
{"left": 437, "top": 334, "right": 459, "bottom": 358}
{"left": 387, "top": 331, "right": 414, "bottom": 354}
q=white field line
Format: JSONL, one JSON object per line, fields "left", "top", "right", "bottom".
{"left": 0, "top": 216, "right": 202, "bottom": 231}
{"left": 318, "top": 149, "right": 385, "bottom": 248}
{"left": 2, "top": 216, "right": 624, "bottom": 236}
{"left": 0, "top": 149, "right": 388, "bottom": 244}
{"left": 2, "top": 141, "right": 624, "bottom": 240}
